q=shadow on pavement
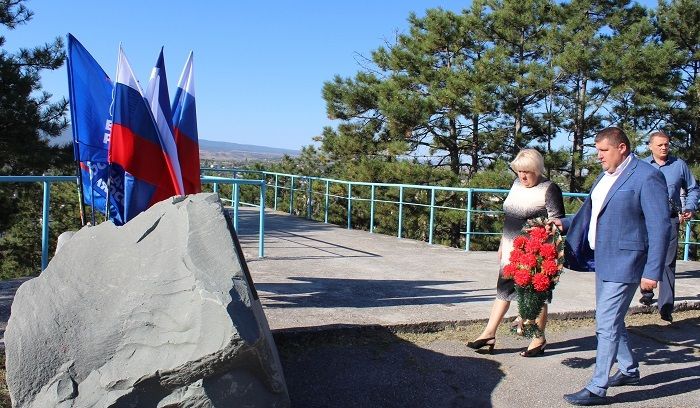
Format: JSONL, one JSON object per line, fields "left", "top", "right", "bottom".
{"left": 275, "top": 326, "right": 504, "bottom": 408}
{"left": 257, "top": 277, "right": 493, "bottom": 308}
{"left": 675, "top": 268, "right": 700, "bottom": 280}
{"left": 613, "top": 320, "right": 700, "bottom": 404}
{"left": 613, "top": 369, "right": 700, "bottom": 404}
{"left": 236, "top": 210, "right": 343, "bottom": 236}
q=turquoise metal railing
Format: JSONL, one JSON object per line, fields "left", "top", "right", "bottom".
{"left": 201, "top": 175, "right": 266, "bottom": 257}
{"left": 4, "top": 171, "right": 700, "bottom": 273}
{"left": 0, "top": 175, "right": 76, "bottom": 271}
{"left": 682, "top": 219, "right": 699, "bottom": 261}
{"left": 0, "top": 174, "right": 266, "bottom": 271}
{"left": 202, "top": 168, "right": 700, "bottom": 260}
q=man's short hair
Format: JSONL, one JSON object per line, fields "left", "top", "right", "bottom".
{"left": 595, "top": 126, "right": 630, "bottom": 150}
{"left": 648, "top": 130, "right": 670, "bottom": 144}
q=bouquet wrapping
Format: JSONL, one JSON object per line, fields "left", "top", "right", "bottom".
{"left": 502, "top": 217, "right": 565, "bottom": 338}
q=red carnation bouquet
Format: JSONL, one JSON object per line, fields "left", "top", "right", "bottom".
{"left": 502, "top": 217, "right": 565, "bottom": 338}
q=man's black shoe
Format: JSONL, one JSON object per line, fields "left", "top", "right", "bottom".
{"left": 660, "top": 312, "right": 673, "bottom": 323}
{"left": 563, "top": 389, "right": 607, "bottom": 406}
{"left": 660, "top": 304, "right": 674, "bottom": 323}
{"left": 608, "top": 370, "right": 640, "bottom": 387}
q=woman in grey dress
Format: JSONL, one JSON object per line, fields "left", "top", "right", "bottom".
{"left": 467, "top": 149, "right": 565, "bottom": 356}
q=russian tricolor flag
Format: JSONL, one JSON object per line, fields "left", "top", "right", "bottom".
{"left": 108, "top": 47, "right": 182, "bottom": 222}
{"left": 172, "top": 52, "right": 201, "bottom": 194}
{"left": 145, "top": 48, "right": 184, "bottom": 195}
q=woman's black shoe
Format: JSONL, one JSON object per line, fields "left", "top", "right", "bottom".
{"left": 466, "top": 337, "right": 496, "bottom": 354}
{"left": 519, "top": 340, "right": 546, "bottom": 357}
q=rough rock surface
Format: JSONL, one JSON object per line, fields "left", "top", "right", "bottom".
{"left": 5, "top": 193, "right": 289, "bottom": 407}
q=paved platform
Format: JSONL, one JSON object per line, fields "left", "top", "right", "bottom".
{"left": 1, "top": 207, "right": 698, "bottom": 407}
{"left": 235, "top": 208, "right": 700, "bottom": 332}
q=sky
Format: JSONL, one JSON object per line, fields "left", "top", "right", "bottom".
{"left": 7, "top": 0, "right": 658, "bottom": 151}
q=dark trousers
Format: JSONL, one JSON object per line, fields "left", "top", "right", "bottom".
{"left": 640, "top": 217, "right": 679, "bottom": 316}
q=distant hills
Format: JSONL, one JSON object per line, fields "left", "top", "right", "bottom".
{"left": 49, "top": 126, "right": 300, "bottom": 162}
{"left": 198, "top": 139, "right": 299, "bottom": 162}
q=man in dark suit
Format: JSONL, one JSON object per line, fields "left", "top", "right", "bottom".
{"left": 552, "top": 127, "right": 671, "bottom": 406}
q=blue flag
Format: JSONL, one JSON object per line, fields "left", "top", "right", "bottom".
{"left": 66, "top": 34, "right": 123, "bottom": 224}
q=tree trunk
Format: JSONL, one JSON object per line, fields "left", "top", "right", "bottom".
{"left": 471, "top": 114, "right": 480, "bottom": 177}
{"left": 449, "top": 117, "right": 460, "bottom": 176}
{"left": 571, "top": 75, "right": 587, "bottom": 193}
{"left": 514, "top": 102, "right": 523, "bottom": 156}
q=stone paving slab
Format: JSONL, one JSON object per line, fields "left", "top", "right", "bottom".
{"left": 236, "top": 208, "right": 700, "bottom": 332}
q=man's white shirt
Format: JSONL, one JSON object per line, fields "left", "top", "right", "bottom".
{"left": 588, "top": 154, "right": 634, "bottom": 250}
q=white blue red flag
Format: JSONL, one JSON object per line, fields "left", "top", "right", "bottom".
{"left": 66, "top": 34, "right": 123, "bottom": 224}
{"left": 144, "top": 48, "right": 184, "bottom": 195}
{"left": 108, "top": 47, "right": 182, "bottom": 223}
{"left": 172, "top": 51, "right": 201, "bottom": 194}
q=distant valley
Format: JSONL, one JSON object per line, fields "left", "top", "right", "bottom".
{"left": 50, "top": 127, "right": 300, "bottom": 163}
{"left": 198, "top": 139, "right": 299, "bottom": 162}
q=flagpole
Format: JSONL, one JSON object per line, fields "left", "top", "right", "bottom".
{"left": 66, "top": 34, "right": 87, "bottom": 227}
{"left": 106, "top": 43, "right": 122, "bottom": 223}
{"left": 87, "top": 163, "right": 96, "bottom": 225}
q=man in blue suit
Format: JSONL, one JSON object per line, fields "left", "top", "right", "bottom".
{"left": 552, "top": 127, "right": 671, "bottom": 406}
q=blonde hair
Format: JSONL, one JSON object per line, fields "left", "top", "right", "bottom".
{"left": 510, "top": 149, "right": 545, "bottom": 177}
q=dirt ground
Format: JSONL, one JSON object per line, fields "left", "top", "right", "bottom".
{"left": 2, "top": 309, "right": 698, "bottom": 407}
{"left": 276, "top": 309, "right": 700, "bottom": 408}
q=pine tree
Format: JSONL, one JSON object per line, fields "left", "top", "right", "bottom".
{"left": 655, "top": 0, "right": 700, "bottom": 161}
{"left": 484, "top": 0, "right": 559, "bottom": 157}
{"left": 322, "top": 7, "right": 504, "bottom": 178}
{"left": 0, "top": 0, "right": 74, "bottom": 278}
{"left": 601, "top": 3, "right": 678, "bottom": 139}
{"left": 0, "top": 0, "right": 69, "bottom": 176}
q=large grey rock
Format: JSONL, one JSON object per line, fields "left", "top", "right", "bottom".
{"left": 5, "top": 193, "right": 289, "bottom": 407}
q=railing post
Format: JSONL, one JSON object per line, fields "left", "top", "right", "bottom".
{"left": 347, "top": 182, "right": 352, "bottom": 229}
{"left": 370, "top": 185, "right": 375, "bottom": 233}
{"left": 274, "top": 174, "right": 279, "bottom": 211}
{"left": 41, "top": 180, "right": 51, "bottom": 271}
{"left": 213, "top": 182, "right": 218, "bottom": 194}
{"left": 259, "top": 181, "right": 266, "bottom": 258}
{"left": 398, "top": 186, "right": 404, "bottom": 239}
{"left": 465, "top": 189, "right": 473, "bottom": 251}
{"left": 232, "top": 178, "right": 240, "bottom": 232}
{"left": 324, "top": 180, "right": 330, "bottom": 224}
{"left": 684, "top": 221, "right": 691, "bottom": 261}
{"left": 429, "top": 188, "right": 435, "bottom": 244}
{"left": 307, "top": 178, "right": 313, "bottom": 219}
{"left": 289, "top": 176, "right": 295, "bottom": 215}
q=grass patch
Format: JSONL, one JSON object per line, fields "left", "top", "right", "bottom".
{"left": 0, "top": 353, "right": 10, "bottom": 408}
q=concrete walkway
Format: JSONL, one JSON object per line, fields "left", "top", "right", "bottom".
{"left": 1, "top": 206, "right": 698, "bottom": 407}
{"left": 235, "top": 207, "right": 700, "bottom": 332}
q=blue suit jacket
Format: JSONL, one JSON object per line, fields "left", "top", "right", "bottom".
{"left": 562, "top": 155, "right": 671, "bottom": 283}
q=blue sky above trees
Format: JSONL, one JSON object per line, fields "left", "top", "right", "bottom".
{"left": 6, "top": 0, "right": 657, "bottom": 150}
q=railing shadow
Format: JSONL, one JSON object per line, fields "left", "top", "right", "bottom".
{"left": 676, "top": 268, "right": 700, "bottom": 280}
{"left": 257, "top": 277, "right": 492, "bottom": 308}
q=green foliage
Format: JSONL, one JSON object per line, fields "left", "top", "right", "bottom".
{"left": 0, "top": 0, "right": 73, "bottom": 278}
{"left": 655, "top": 0, "right": 700, "bottom": 160}
{"left": 320, "top": 0, "right": 699, "bottom": 192}
{"left": 0, "top": 180, "right": 81, "bottom": 279}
